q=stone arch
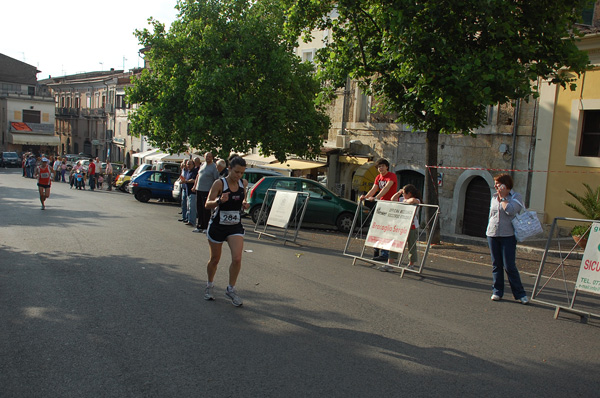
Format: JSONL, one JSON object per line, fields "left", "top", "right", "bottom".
{"left": 451, "top": 169, "right": 495, "bottom": 234}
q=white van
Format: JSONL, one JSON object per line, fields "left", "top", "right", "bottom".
{"left": 152, "top": 161, "right": 181, "bottom": 173}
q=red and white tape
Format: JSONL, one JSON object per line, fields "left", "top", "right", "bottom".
{"left": 426, "top": 165, "right": 600, "bottom": 174}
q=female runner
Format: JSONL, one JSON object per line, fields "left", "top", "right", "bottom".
{"left": 203, "top": 156, "right": 249, "bottom": 307}
{"left": 34, "top": 157, "right": 54, "bottom": 210}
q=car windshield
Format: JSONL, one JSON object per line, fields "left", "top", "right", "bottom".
{"left": 3, "top": 152, "right": 18, "bottom": 158}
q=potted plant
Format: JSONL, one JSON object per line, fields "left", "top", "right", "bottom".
{"left": 570, "top": 224, "right": 591, "bottom": 249}
{"left": 564, "top": 183, "right": 600, "bottom": 249}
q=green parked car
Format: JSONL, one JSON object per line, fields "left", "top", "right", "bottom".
{"left": 246, "top": 176, "right": 359, "bottom": 232}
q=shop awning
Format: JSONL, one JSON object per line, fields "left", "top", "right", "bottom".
{"left": 351, "top": 162, "right": 377, "bottom": 192}
{"left": 263, "top": 159, "right": 327, "bottom": 171}
{"left": 243, "top": 153, "right": 278, "bottom": 165}
{"left": 159, "top": 153, "right": 189, "bottom": 163}
{"left": 144, "top": 152, "right": 167, "bottom": 162}
{"left": 132, "top": 149, "right": 160, "bottom": 160}
{"left": 146, "top": 152, "right": 189, "bottom": 163}
{"left": 11, "top": 133, "right": 60, "bottom": 146}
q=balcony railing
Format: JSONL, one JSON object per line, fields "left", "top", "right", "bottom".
{"left": 56, "top": 107, "right": 80, "bottom": 116}
{"left": 80, "top": 108, "right": 106, "bottom": 117}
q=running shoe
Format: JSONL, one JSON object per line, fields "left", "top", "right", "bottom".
{"left": 204, "top": 285, "right": 214, "bottom": 301}
{"left": 225, "top": 287, "right": 243, "bottom": 307}
{"left": 491, "top": 294, "right": 501, "bottom": 301}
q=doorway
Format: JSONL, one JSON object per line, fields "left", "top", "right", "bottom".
{"left": 462, "top": 176, "right": 491, "bottom": 238}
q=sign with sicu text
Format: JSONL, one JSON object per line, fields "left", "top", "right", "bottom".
{"left": 575, "top": 222, "right": 600, "bottom": 294}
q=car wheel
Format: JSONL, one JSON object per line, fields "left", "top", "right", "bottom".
{"left": 250, "top": 206, "right": 267, "bottom": 224}
{"left": 135, "top": 190, "right": 151, "bottom": 203}
{"left": 120, "top": 181, "right": 130, "bottom": 192}
{"left": 336, "top": 212, "right": 354, "bottom": 233}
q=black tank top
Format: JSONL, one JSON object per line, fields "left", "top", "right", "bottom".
{"left": 212, "top": 177, "right": 245, "bottom": 226}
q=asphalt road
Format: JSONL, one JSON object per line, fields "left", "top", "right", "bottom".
{"left": 1, "top": 168, "right": 599, "bottom": 397}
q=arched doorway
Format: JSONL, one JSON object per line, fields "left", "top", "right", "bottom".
{"left": 396, "top": 170, "right": 424, "bottom": 196}
{"left": 462, "top": 176, "right": 491, "bottom": 237}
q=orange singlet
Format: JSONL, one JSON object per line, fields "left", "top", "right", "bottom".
{"left": 38, "top": 165, "right": 52, "bottom": 186}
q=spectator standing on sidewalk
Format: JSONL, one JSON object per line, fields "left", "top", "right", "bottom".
{"left": 186, "top": 157, "right": 200, "bottom": 227}
{"left": 26, "top": 155, "right": 36, "bottom": 178}
{"left": 190, "top": 157, "right": 205, "bottom": 232}
{"left": 359, "top": 158, "right": 398, "bottom": 261}
{"left": 88, "top": 160, "right": 96, "bottom": 190}
{"left": 177, "top": 159, "right": 187, "bottom": 222}
{"left": 94, "top": 157, "right": 102, "bottom": 187}
{"left": 105, "top": 160, "right": 113, "bottom": 190}
{"left": 216, "top": 158, "right": 228, "bottom": 177}
{"left": 179, "top": 160, "right": 194, "bottom": 224}
{"left": 194, "top": 152, "right": 220, "bottom": 233}
{"left": 61, "top": 159, "right": 67, "bottom": 182}
{"left": 22, "top": 153, "right": 26, "bottom": 177}
{"left": 486, "top": 174, "right": 529, "bottom": 305}
{"left": 53, "top": 157, "right": 61, "bottom": 182}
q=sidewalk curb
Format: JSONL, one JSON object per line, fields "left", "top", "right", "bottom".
{"left": 441, "top": 234, "right": 583, "bottom": 260}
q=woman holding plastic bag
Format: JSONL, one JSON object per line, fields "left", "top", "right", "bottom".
{"left": 486, "top": 174, "right": 529, "bottom": 304}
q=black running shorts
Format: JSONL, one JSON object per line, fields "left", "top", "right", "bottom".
{"left": 207, "top": 222, "right": 245, "bottom": 243}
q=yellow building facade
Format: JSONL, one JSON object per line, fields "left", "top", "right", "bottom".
{"left": 532, "top": 32, "right": 600, "bottom": 225}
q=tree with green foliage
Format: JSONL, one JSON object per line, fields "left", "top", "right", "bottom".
{"left": 284, "top": 0, "right": 592, "bottom": 241}
{"left": 126, "top": 0, "right": 329, "bottom": 161}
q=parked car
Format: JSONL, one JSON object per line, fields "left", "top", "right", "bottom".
{"left": 128, "top": 170, "right": 181, "bottom": 202}
{"left": 246, "top": 176, "right": 359, "bottom": 232}
{"left": 63, "top": 154, "right": 83, "bottom": 171}
{"left": 115, "top": 169, "right": 135, "bottom": 191}
{"left": 242, "top": 168, "right": 283, "bottom": 189}
{"left": 79, "top": 159, "right": 90, "bottom": 172}
{"left": 0, "top": 152, "right": 20, "bottom": 167}
{"left": 132, "top": 164, "right": 153, "bottom": 179}
{"left": 153, "top": 162, "right": 181, "bottom": 173}
{"left": 172, "top": 179, "right": 182, "bottom": 202}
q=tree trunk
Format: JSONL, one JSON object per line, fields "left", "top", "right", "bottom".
{"left": 425, "top": 128, "right": 441, "bottom": 244}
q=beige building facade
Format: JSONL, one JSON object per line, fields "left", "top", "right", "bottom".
{"left": 0, "top": 54, "right": 57, "bottom": 155}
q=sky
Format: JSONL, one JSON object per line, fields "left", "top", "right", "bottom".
{"left": 2, "top": 0, "right": 179, "bottom": 79}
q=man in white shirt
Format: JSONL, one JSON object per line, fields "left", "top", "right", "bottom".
{"left": 105, "top": 160, "right": 113, "bottom": 191}
{"left": 192, "top": 152, "right": 220, "bottom": 232}
{"left": 53, "top": 158, "right": 62, "bottom": 182}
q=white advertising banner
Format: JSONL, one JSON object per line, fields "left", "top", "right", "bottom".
{"left": 267, "top": 191, "right": 298, "bottom": 229}
{"left": 575, "top": 222, "right": 600, "bottom": 295}
{"left": 365, "top": 201, "right": 417, "bottom": 251}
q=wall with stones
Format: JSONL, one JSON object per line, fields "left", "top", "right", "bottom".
{"left": 326, "top": 80, "right": 539, "bottom": 235}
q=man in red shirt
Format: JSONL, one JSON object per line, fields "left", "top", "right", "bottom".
{"left": 360, "top": 158, "right": 398, "bottom": 261}
{"left": 88, "top": 160, "right": 96, "bottom": 191}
